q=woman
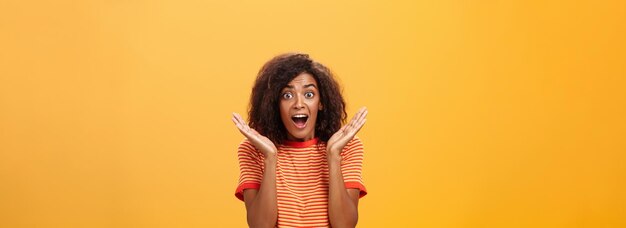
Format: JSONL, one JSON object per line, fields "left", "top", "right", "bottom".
{"left": 232, "top": 53, "right": 368, "bottom": 228}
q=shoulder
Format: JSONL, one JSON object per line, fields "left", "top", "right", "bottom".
{"left": 238, "top": 138, "right": 255, "bottom": 150}
{"left": 237, "top": 138, "right": 261, "bottom": 157}
{"left": 347, "top": 136, "right": 363, "bottom": 148}
{"left": 341, "top": 136, "right": 364, "bottom": 155}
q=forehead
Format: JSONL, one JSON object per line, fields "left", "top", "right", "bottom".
{"left": 285, "top": 73, "right": 318, "bottom": 88}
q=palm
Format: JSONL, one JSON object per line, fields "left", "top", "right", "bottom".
{"left": 232, "top": 113, "right": 277, "bottom": 157}
{"left": 327, "top": 107, "right": 368, "bottom": 155}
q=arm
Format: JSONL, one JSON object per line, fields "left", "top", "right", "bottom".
{"left": 327, "top": 153, "right": 361, "bottom": 228}
{"left": 326, "top": 107, "right": 368, "bottom": 228}
{"left": 243, "top": 155, "right": 277, "bottom": 228}
{"left": 232, "top": 113, "right": 278, "bottom": 228}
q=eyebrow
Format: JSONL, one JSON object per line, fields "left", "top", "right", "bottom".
{"left": 284, "top": 84, "right": 318, "bottom": 89}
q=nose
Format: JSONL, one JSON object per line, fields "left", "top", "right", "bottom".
{"left": 294, "top": 94, "right": 304, "bottom": 109}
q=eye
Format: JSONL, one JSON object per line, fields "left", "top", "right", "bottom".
{"left": 282, "top": 92, "right": 293, "bottom": 100}
{"left": 304, "top": 92, "right": 314, "bottom": 98}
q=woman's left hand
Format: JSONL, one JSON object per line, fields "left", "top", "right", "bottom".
{"left": 326, "top": 107, "right": 368, "bottom": 157}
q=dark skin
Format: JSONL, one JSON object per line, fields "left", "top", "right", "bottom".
{"left": 232, "top": 73, "right": 367, "bottom": 228}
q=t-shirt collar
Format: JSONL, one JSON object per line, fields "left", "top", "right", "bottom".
{"left": 282, "top": 137, "right": 319, "bottom": 148}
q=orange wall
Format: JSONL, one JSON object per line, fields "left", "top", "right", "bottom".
{"left": 1, "top": 0, "right": 625, "bottom": 227}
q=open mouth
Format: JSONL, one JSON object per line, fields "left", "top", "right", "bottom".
{"left": 291, "top": 114, "right": 308, "bottom": 129}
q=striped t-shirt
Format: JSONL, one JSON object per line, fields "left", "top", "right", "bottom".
{"left": 235, "top": 137, "right": 367, "bottom": 228}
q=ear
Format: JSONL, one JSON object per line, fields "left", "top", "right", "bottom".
{"left": 319, "top": 103, "right": 323, "bottom": 110}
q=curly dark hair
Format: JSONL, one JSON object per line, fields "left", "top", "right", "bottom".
{"left": 248, "top": 53, "right": 347, "bottom": 145}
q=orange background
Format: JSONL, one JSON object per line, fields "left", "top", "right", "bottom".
{"left": 1, "top": 0, "right": 625, "bottom": 227}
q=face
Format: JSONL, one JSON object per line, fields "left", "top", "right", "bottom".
{"left": 279, "top": 73, "right": 323, "bottom": 141}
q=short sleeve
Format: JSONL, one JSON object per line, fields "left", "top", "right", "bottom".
{"left": 234, "top": 139, "right": 264, "bottom": 201}
{"left": 340, "top": 137, "right": 367, "bottom": 198}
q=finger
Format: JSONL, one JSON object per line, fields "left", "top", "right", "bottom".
{"left": 337, "top": 107, "right": 366, "bottom": 139}
{"left": 243, "top": 121, "right": 252, "bottom": 133}
{"left": 249, "top": 127, "right": 260, "bottom": 136}
{"left": 233, "top": 113, "right": 244, "bottom": 126}
{"left": 240, "top": 118, "right": 257, "bottom": 136}
{"left": 234, "top": 113, "right": 250, "bottom": 132}
{"left": 352, "top": 108, "right": 366, "bottom": 125}
{"left": 233, "top": 113, "right": 255, "bottom": 139}
{"left": 339, "top": 124, "right": 347, "bottom": 135}
{"left": 352, "top": 118, "right": 366, "bottom": 136}
{"left": 348, "top": 111, "right": 367, "bottom": 135}
{"left": 357, "top": 109, "right": 367, "bottom": 126}
{"left": 349, "top": 107, "right": 367, "bottom": 129}
{"left": 346, "top": 118, "right": 366, "bottom": 137}
{"left": 358, "top": 106, "right": 366, "bottom": 115}
{"left": 348, "top": 108, "right": 360, "bottom": 125}
{"left": 356, "top": 107, "right": 367, "bottom": 123}
{"left": 233, "top": 118, "right": 249, "bottom": 136}
{"left": 232, "top": 116, "right": 241, "bottom": 128}
{"left": 232, "top": 114, "right": 244, "bottom": 129}
{"left": 234, "top": 113, "right": 244, "bottom": 124}
{"left": 333, "top": 125, "right": 347, "bottom": 139}
{"left": 346, "top": 113, "right": 359, "bottom": 131}
{"left": 356, "top": 118, "right": 367, "bottom": 132}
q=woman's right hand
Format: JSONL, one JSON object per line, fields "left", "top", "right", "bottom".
{"left": 232, "top": 112, "right": 278, "bottom": 158}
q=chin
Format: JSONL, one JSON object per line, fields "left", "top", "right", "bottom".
{"left": 288, "top": 130, "right": 314, "bottom": 141}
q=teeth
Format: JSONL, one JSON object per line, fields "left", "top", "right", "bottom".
{"left": 292, "top": 114, "right": 308, "bottom": 118}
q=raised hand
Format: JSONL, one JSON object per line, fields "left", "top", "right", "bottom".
{"left": 326, "top": 107, "right": 368, "bottom": 157}
{"left": 232, "top": 112, "right": 278, "bottom": 158}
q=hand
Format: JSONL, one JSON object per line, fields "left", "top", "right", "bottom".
{"left": 326, "top": 107, "right": 368, "bottom": 157}
{"left": 232, "top": 112, "right": 278, "bottom": 158}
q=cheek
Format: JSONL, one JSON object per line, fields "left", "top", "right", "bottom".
{"left": 279, "top": 100, "right": 289, "bottom": 113}
{"left": 309, "top": 100, "right": 321, "bottom": 117}
{"left": 277, "top": 103, "right": 286, "bottom": 119}
{"left": 308, "top": 97, "right": 320, "bottom": 107}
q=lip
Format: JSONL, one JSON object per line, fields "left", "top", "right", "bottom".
{"left": 291, "top": 117, "right": 308, "bottom": 129}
